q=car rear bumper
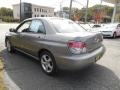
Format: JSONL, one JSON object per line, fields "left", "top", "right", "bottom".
{"left": 55, "top": 45, "right": 105, "bottom": 70}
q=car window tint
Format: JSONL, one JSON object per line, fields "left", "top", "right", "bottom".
{"left": 17, "top": 21, "right": 31, "bottom": 32}
{"left": 29, "top": 20, "right": 45, "bottom": 34}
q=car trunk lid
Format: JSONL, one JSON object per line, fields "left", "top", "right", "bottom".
{"left": 82, "top": 33, "right": 103, "bottom": 52}
{"left": 57, "top": 31, "right": 103, "bottom": 53}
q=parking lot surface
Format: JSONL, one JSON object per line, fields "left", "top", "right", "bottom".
{"left": 0, "top": 24, "right": 120, "bottom": 90}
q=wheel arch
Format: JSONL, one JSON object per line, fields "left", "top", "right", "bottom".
{"left": 38, "top": 48, "right": 58, "bottom": 75}
{"left": 38, "top": 48, "right": 54, "bottom": 58}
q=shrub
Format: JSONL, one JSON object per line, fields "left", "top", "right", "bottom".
{"left": 2, "top": 16, "right": 19, "bottom": 22}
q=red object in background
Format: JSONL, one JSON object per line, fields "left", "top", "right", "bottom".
{"left": 93, "top": 9, "right": 102, "bottom": 23}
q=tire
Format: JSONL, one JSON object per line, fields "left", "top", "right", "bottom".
{"left": 6, "top": 39, "right": 14, "bottom": 53}
{"left": 113, "top": 32, "right": 116, "bottom": 39}
{"left": 39, "top": 51, "right": 57, "bottom": 75}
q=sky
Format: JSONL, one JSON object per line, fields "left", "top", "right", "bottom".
{"left": 0, "top": 0, "right": 114, "bottom": 11}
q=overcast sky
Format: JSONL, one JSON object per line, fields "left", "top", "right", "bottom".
{"left": 0, "top": 0, "right": 114, "bottom": 11}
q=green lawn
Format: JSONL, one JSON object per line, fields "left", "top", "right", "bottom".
{"left": 0, "top": 53, "right": 6, "bottom": 90}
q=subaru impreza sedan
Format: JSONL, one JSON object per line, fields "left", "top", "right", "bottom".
{"left": 5, "top": 17, "right": 105, "bottom": 75}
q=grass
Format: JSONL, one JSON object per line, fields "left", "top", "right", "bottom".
{"left": 0, "top": 53, "right": 6, "bottom": 90}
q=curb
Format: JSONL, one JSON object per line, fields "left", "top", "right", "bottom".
{"left": 4, "top": 71, "right": 21, "bottom": 90}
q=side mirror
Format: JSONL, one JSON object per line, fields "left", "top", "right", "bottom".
{"left": 9, "top": 28, "right": 16, "bottom": 32}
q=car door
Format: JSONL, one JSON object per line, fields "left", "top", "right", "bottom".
{"left": 19, "top": 19, "right": 46, "bottom": 57}
{"left": 10, "top": 20, "right": 32, "bottom": 49}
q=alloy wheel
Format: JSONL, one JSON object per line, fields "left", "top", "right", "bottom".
{"left": 41, "top": 54, "right": 53, "bottom": 73}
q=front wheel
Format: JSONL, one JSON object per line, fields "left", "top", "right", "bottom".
{"left": 39, "top": 51, "right": 57, "bottom": 75}
{"left": 113, "top": 32, "right": 116, "bottom": 39}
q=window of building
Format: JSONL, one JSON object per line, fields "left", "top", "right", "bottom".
{"left": 24, "top": 7, "right": 29, "bottom": 11}
{"left": 41, "top": 15, "right": 44, "bottom": 17}
{"left": 37, "top": 15, "right": 39, "bottom": 17}
{"left": 40, "top": 8, "right": 41, "bottom": 12}
{"left": 25, "top": 13, "right": 31, "bottom": 18}
{"left": 35, "top": 15, "right": 36, "bottom": 17}
{"left": 42, "top": 9, "right": 43, "bottom": 12}
{"left": 34, "top": 8, "right": 36, "bottom": 12}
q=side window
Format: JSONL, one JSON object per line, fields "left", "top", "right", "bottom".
{"left": 29, "top": 20, "right": 45, "bottom": 34}
{"left": 117, "top": 24, "right": 120, "bottom": 28}
{"left": 17, "top": 21, "right": 31, "bottom": 32}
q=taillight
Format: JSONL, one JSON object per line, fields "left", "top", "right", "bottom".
{"left": 68, "top": 41, "right": 87, "bottom": 54}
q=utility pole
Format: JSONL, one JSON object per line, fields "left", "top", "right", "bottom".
{"left": 20, "top": 0, "right": 21, "bottom": 21}
{"left": 69, "top": 0, "right": 73, "bottom": 19}
{"left": 112, "top": 2, "right": 117, "bottom": 23}
{"left": 85, "top": 0, "right": 89, "bottom": 23}
{"left": 100, "top": 0, "right": 102, "bottom": 5}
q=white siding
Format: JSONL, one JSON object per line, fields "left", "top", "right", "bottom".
{"left": 13, "top": 3, "right": 54, "bottom": 19}
{"left": 13, "top": 5, "right": 20, "bottom": 19}
{"left": 32, "top": 4, "right": 54, "bottom": 17}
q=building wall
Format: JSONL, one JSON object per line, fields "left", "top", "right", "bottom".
{"left": 32, "top": 4, "right": 54, "bottom": 17}
{"left": 13, "top": 3, "right": 54, "bottom": 20}
{"left": 13, "top": 4, "right": 20, "bottom": 19}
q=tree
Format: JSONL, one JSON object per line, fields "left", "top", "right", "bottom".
{"left": 0, "top": 7, "right": 16, "bottom": 22}
{"left": 63, "top": 7, "right": 83, "bottom": 20}
{"left": 63, "top": 5, "right": 114, "bottom": 23}
{"left": 116, "top": 14, "right": 120, "bottom": 22}
{"left": 0, "top": 7, "right": 13, "bottom": 17}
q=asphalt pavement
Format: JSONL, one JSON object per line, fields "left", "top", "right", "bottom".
{"left": 0, "top": 24, "right": 120, "bottom": 90}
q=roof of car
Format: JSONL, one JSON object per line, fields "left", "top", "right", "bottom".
{"left": 24, "top": 17, "right": 66, "bottom": 22}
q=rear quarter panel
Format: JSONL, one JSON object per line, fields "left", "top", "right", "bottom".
{"left": 34, "top": 34, "right": 73, "bottom": 57}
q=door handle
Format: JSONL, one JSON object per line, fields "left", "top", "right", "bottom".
{"left": 38, "top": 36, "right": 45, "bottom": 39}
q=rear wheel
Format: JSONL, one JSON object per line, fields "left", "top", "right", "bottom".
{"left": 39, "top": 51, "right": 57, "bottom": 75}
{"left": 6, "top": 40, "right": 14, "bottom": 53}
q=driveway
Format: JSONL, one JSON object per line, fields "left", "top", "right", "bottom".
{"left": 0, "top": 23, "right": 120, "bottom": 90}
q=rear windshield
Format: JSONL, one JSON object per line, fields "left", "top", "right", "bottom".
{"left": 49, "top": 19, "right": 85, "bottom": 33}
{"left": 93, "top": 25, "right": 101, "bottom": 28}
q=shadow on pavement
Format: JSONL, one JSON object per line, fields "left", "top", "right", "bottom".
{"left": 1, "top": 49, "right": 120, "bottom": 90}
{"left": 103, "top": 36, "right": 120, "bottom": 40}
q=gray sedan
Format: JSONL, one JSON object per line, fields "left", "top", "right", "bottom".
{"left": 5, "top": 17, "right": 105, "bottom": 75}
